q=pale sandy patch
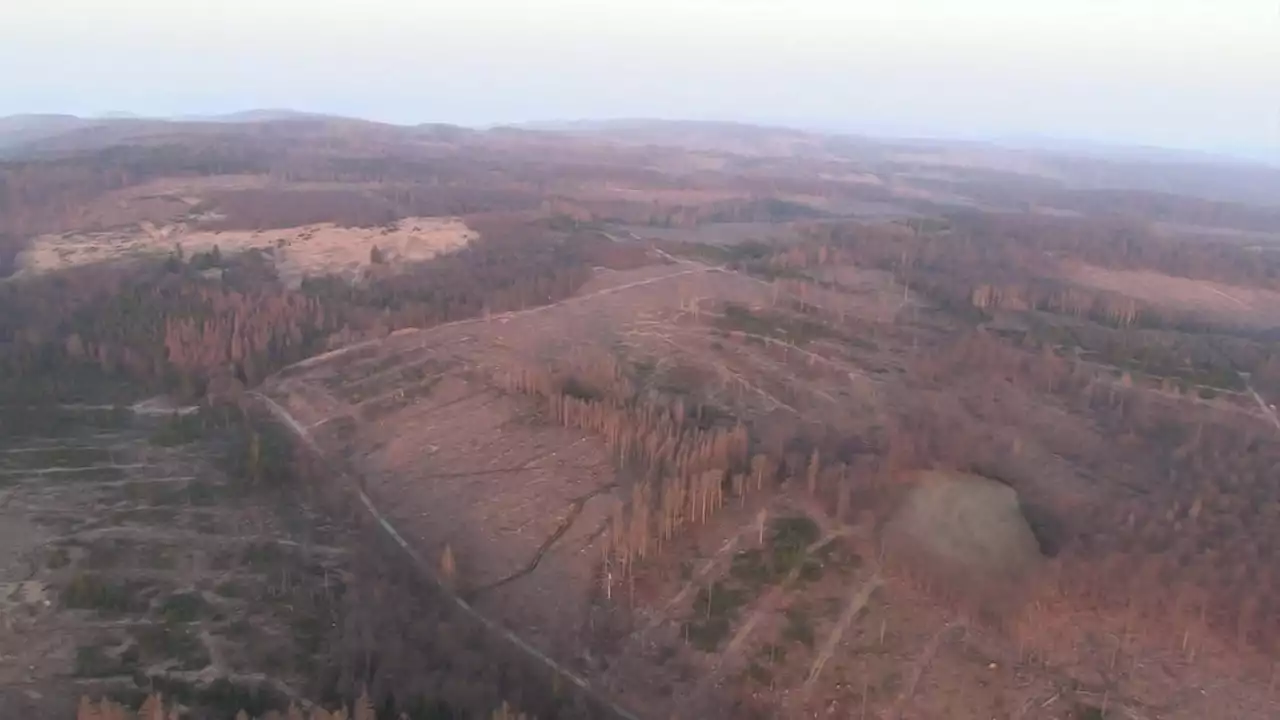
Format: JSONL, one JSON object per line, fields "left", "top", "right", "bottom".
{"left": 817, "top": 171, "right": 885, "bottom": 186}
{"left": 17, "top": 216, "right": 476, "bottom": 287}
{"left": 577, "top": 185, "right": 741, "bottom": 204}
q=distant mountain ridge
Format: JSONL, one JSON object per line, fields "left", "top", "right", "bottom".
{"left": 170, "top": 108, "right": 334, "bottom": 123}
{"left": 1, "top": 111, "right": 1275, "bottom": 206}
{"left": 0, "top": 109, "right": 349, "bottom": 140}
{"left": 0, "top": 110, "right": 369, "bottom": 155}
{"left": 0, "top": 114, "right": 107, "bottom": 149}
{"left": 2, "top": 109, "right": 1273, "bottom": 165}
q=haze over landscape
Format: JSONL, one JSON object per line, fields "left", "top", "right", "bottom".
{"left": 6, "top": 3, "right": 1280, "bottom": 720}
{"left": 3, "top": 0, "right": 1278, "bottom": 160}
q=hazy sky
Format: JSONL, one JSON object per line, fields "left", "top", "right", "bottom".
{"left": 3, "top": 0, "right": 1277, "bottom": 155}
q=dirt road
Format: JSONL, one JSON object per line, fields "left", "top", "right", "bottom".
{"left": 247, "top": 391, "right": 643, "bottom": 720}
{"left": 282, "top": 261, "right": 710, "bottom": 376}
{"left": 1238, "top": 373, "right": 1280, "bottom": 431}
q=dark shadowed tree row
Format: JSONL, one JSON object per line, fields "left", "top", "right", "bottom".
{"left": 0, "top": 217, "right": 649, "bottom": 402}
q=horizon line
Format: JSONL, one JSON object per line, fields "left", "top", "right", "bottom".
{"left": 3, "top": 107, "right": 1276, "bottom": 169}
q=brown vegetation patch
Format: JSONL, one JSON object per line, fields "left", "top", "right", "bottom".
{"left": 1065, "top": 261, "right": 1280, "bottom": 326}
{"left": 582, "top": 186, "right": 741, "bottom": 205}
{"left": 7, "top": 115, "right": 1280, "bottom": 717}
{"left": 257, "top": 257, "right": 905, "bottom": 716}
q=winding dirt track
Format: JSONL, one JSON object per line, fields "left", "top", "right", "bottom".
{"left": 1245, "top": 383, "right": 1280, "bottom": 431}
{"left": 247, "top": 390, "right": 642, "bottom": 720}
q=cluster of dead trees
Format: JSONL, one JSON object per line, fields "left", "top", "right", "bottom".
{"left": 501, "top": 364, "right": 752, "bottom": 568}
{"left": 1012, "top": 316, "right": 1262, "bottom": 393}
{"left": 775, "top": 216, "right": 1280, "bottom": 394}
{"left": 802, "top": 211, "right": 1280, "bottom": 301}
{"left": 1062, "top": 404, "right": 1280, "bottom": 660}
{"left": 0, "top": 216, "right": 647, "bottom": 402}
{"left": 968, "top": 281, "right": 1146, "bottom": 327}
{"left": 498, "top": 362, "right": 866, "bottom": 593}
{"left": 0, "top": 259, "right": 338, "bottom": 399}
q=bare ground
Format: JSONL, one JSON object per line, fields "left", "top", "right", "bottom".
{"left": 254, "top": 258, "right": 906, "bottom": 717}
{"left": 17, "top": 216, "right": 475, "bottom": 287}
{"left": 251, "top": 251, "right": 1280, "bottom": 719}
{"left": 0, "top": 406, "right": 348, "bottom": 718}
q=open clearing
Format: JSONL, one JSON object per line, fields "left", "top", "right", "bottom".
{"left": 1064, "top": 261, "right": 1280, "bottom": 326}
{"left": 16, "top": 216, "right": 475, "bottom": 287}
{"left": 254, "top": 252, "right": 1199, "bottom": 719}
{"left": 255, "top": 245, "right": 1280, "bottom": 718}
{"left": 256, "top": 256, "right": 908, "bottom": 717}
{"left": 0, "top": 405, "right": 348, "bottom": 718}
